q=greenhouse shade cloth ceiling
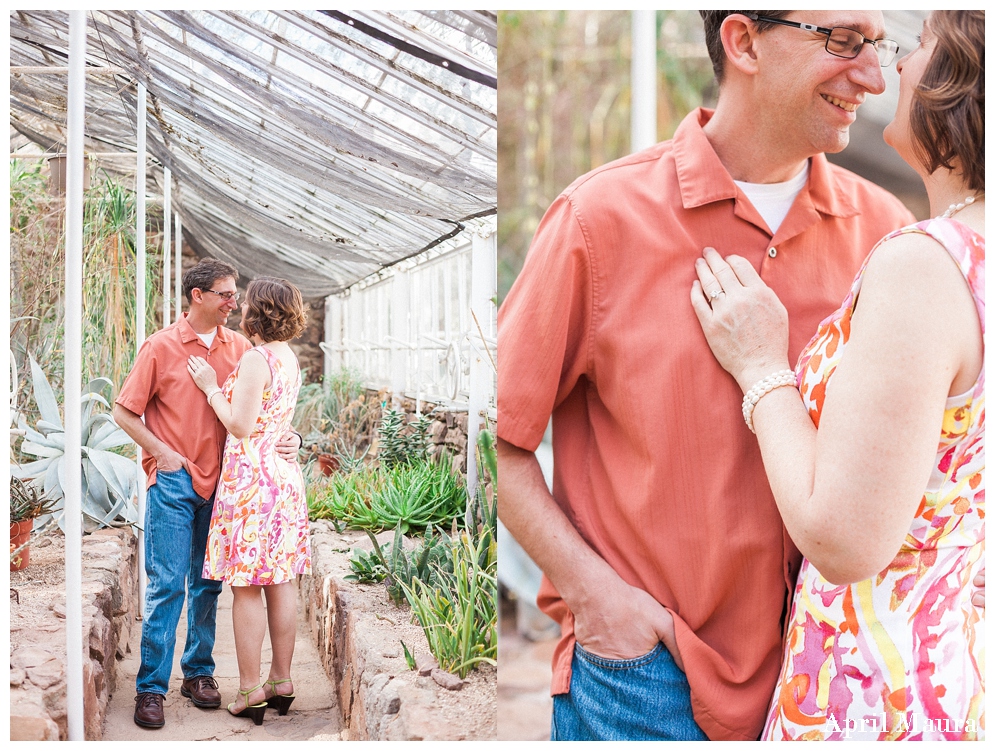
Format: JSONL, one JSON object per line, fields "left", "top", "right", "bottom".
{"left": 10, "top": 9, "right": 497, "bottom": 297}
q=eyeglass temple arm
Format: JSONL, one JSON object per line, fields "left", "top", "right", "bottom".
{"left": 741, "top": 13, "right": 834, "bottom": 35}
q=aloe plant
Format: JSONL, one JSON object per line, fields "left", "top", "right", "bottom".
{"left": 371, "top": 462, "right": 464, "bottom": 535}
{"left": 308, "top": 456, "right": 465, "bottom": 534}
{"left": 11, "top": 357, "right": 138, "bottom": 532}
{"left": 400, "top": 530, "right": 497, "bottom": 678}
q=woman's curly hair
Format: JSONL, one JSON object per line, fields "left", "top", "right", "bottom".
{"left": 242, "top": 277, "right": 308, "bottom": 343}
{"left": 910, "top": 10, "right": 984, "bottom": 191}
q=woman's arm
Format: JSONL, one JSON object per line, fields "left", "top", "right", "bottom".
{"left": 187, "top": 350, "right": 269, "bottom": 440}
{"left": 692, "top": 237, "right": 980, "bottom": 584}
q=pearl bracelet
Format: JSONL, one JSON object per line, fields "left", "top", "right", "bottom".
{"left": 205, "top": 387, "right": 222, "bottom": 403}
{"left": 742, "top": 369, "right": 796, "bottom": 434}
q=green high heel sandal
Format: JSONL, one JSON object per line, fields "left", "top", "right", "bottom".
{"left": 263, "top": 678, "right": 295, "bottom": 715}
{"left": 228, "top": 683, "right": 267, "bottom": 726}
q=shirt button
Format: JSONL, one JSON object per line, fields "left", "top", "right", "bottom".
{"left": 768, "top": 247, "right": 777, "bottom": 258}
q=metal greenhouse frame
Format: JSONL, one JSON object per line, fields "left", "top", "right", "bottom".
{"left": 9, "top": 10, "right": 496, "bottom": 740}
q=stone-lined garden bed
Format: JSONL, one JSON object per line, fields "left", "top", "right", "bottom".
{"left": 9, "top": 522, "right": 496, "bottom": 741}
{"left": 301, "top": 520, "right": 496, "bottom": 740}
{"left": 9, "top": 528, "right": 138, "bottom": 741}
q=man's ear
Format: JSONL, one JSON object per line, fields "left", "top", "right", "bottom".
{"left": 190, "top": 288, "right": 204, "bottom": 305}
{"left": 720, "top": 13, "right": 762, "bottom": 78}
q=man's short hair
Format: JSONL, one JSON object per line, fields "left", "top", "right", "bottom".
{"left": 182, "top": 258, "right": 239, "bottom": 302}
{"left": 241, "top": 277, "right": 308, "bottom": 343}
{"left": 699, "top": 11, "right": 792, "bottom": 83}
{"left": 910, "top": 10, "right": 984, "bottom": 192}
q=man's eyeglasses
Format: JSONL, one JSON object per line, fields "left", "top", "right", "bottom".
{"left": 203, "top": 289, "right": 240, "bottom": 302}
{"left": 744, "top": 13, "right": 899, "bottom": 67}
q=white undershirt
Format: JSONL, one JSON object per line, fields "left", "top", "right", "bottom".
{"left": 734, "top": 161, "right": 810, "bottom": 235}
{"left": 197, "top": 330, "right": 217, "bottom": 349}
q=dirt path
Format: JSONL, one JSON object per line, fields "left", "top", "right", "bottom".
{"left": 496, "top": 596, "right": 556, "bottom": 741}
{"left": 101, "top": 584, "right": 342, "bottom": 741}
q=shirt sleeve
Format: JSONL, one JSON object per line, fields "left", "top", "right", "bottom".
{"left": 115, "top": 337, "right": 158, "bottom": 417}
{"left": 497, "top": 193, "right": 594, "bottom": 452}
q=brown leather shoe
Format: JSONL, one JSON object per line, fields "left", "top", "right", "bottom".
{"left": 181, "top": 675, "right": 222, "bottom": 709}
{"left": 134, "top": 692, "right": 165, "bottom": 728}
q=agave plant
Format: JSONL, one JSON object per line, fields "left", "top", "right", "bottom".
{"left": 11, "top": 357, "right": 138, "bottom": 532}
{"left": 370, "top": 459, "right": 466, "bottom": 535}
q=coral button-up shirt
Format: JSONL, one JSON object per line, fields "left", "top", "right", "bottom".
{"left": 497, "top": 108, "right": 916, "bottom": 741}
{"left": 116, "top": 313, "right": 251, "bottom": 500}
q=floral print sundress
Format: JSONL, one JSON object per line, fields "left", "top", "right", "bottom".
{"left": 764, "top": 218, "right": 985, "bottom": 741}
{"left": 203, "top": 345, "right": 311, "bottom": 586}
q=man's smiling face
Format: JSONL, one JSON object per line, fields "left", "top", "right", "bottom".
{"left": 199, "top": 276, "right": 239, "bottom": 327}
{"left": 754, "top": 11, "right": 887, "bottom": 158}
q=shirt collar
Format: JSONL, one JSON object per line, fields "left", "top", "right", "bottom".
{"left": 673, "top": 107, "right": 858, "bottom": 219}
{"left": 176, "top": 312, "right": 234, "bottom": 344}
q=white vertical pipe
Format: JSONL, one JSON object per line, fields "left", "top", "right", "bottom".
{"left": 467, "top": 226, "right": 496, "bottom": 496}
{"left": 411, "top": 270, "right": 422, "bottom": 412}
{"left": 631, "top": 10, "right": 657, "bottom": 152}
{"left": 65, "top": 11, "right": 86, "bottom": 741}
{"left": 414, "top": 267, "right": 421, "bottom": 415}
{"left": 136, "top": 85, "right": 147, "bottom": 347}
{"left": 443, "top": 259, "right": 454, "bottom": 348}
{"left": 162, "top": 167, "right": 171, "bottom": 328}
{"left": 343, "top": 296, "right": 351, "bottom": 375}
{"left": 136, "top": 83, "right": 148, "bottom": 606}
{"left": 323, "top": 294, "right": 335, "bottom": 385}
{"left": 390, "top": 274, "right": 408, "bottom": 403}
{"left": 174, "top": 211, "right": 182, "bottom": 319}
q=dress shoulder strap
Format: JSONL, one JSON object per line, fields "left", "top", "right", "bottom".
{"left": 898, "top": 218, "right": 985, "bottom": 333}
{"left": 248, "top": 345, "right": 277, "bottom": 386}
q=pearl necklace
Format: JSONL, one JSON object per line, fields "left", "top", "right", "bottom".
{"left": 939, "top": 193, "right": 983, "bottom": 219}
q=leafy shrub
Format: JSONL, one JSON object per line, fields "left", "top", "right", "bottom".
{"left": 344, "top": 543, "right": 389, "bottom": 584}
{"left": 10, "top": 168, "right": 161, "bottom": 411}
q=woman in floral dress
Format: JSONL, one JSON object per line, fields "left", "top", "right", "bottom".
{"left": 188, "top": 277, "right": 310, "bottom": 725}
{"left": 691, "top": 11, "right": 983, "bottom": 741}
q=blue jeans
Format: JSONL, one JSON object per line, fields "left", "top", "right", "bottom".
{"left": 551, "top": 641, "right": 709, "bottom": 741}
{"left": 135, "top": 468, "right": 222, "bottom": 696}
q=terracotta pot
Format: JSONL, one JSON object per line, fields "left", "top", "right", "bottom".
{"left": 10, "top": 518, "right": 33, "bottom": 571}
{"left": 317, "top": 453, "right": 339, "bottom": 476}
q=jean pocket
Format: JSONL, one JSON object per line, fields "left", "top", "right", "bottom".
{"left": 574, "top": 641, "right": 664, "bottom": 670}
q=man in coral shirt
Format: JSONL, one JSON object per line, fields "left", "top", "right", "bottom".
{"left": 498, "top": 11, "right": 917, "bottom": 741}
{"left": 114, "top": 259, "right": 300, "bottom": 729}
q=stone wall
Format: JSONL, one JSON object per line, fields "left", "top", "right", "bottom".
{"left": 9, "top": 528, "right": 138, "bottom": 741}
{"left": 345, "top": 392, "right": 471, "bottom": 474}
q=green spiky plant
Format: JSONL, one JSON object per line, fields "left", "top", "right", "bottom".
{"left": 377, "top": 405, "right": 407, "bottom": 469}
{"left": 404, "top": 413, "right": 434, "bottom": 463}
{"left": 10, "top": 476, "right": 58, "bottom": 523}
{"left": 307, "top": 457, "right": 465, "bottom": 534}
{"left": 11, "top": 357, "right": 138, "bottom": 532}
{"left": 398, "top": 429, "right": 498, "bottom": 678}
{"left": 293, "top": 366, "right": 372, "bottom": 453}
{"left": 400, "top": 529, "right": 497, "bottom": 678}
{"left": 366, "top": 524, "right": 453, "bottom": 606}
